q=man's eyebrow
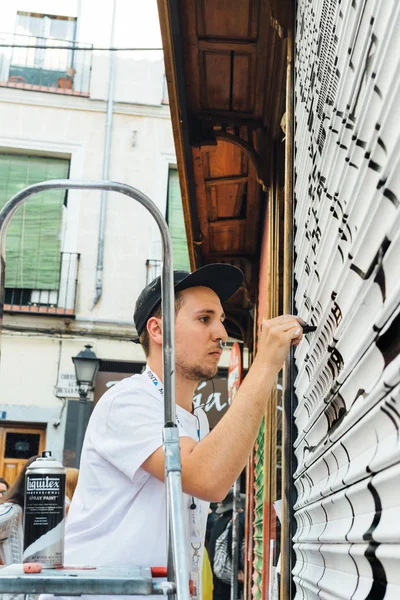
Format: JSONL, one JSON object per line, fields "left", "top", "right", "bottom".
{"left": 195, "top": 309, "right": 226, "bottom": 319}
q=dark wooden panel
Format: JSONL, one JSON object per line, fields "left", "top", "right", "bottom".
{"left": 232, "top": 52, "right": 254, "bottom": 112}
{"left": 200, "top": 50, "right": 232, "bottom": 110}
{"left": 205, "top": 141, "right": 248, "bottom": 178}
{"left": 199, "top": 41, "right": 256, "bottom": 112}
{"left": 181, "top": 0, "right": 272, "bottom": 119}
{"left": 196, "top": 0, "right": 258, "bottom": 40}
{"left": 208, "top": 182, "right": 245, "bottom": 220}
{"left": 209, "top": 219, "right": 246, "bottom": 253}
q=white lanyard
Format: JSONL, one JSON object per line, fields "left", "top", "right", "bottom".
{"left": 143, "top": 366, "right": 201, "bottom": 438}
{"left": 143, "top": 366, "right": 203, "bottom": 600}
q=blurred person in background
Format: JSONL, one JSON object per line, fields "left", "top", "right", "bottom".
{"left": 208, "top": 489, "right": 245, "bottom": 600}
{"left": 0, "top": 456, "right": 38, "bottom": 566}
{"left": 0, "top": 477, "right": 9, "bottom": 496}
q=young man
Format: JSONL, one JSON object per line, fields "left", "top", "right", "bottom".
{"left": 62, "top": 263, "right": 302, "bottom": 598}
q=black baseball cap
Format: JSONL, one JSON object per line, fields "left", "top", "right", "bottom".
{"left": 133, "top": 263, "right": 243, "bottom": 341}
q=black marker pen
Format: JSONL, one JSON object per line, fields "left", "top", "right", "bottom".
{"left": 301, "top": 324, "right": 317, "bottom": 334}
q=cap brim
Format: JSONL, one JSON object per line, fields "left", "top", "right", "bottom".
{"left": 175, "top": 263, "right": 243, "bottom": 303}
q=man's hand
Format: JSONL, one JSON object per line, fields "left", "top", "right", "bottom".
{"left": 253, "top": 314, "right": 303, "bottom": 374}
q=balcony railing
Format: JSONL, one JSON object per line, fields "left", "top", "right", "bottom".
{"left": 4, "top": 252, "right": 80, "bottom": 316}
{"left": 0, "top": 33, "right": 92, "bottom": 96}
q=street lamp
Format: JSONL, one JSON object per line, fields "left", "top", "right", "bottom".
{"left": 72, "top": 345, "right": 100, "bottom": 467}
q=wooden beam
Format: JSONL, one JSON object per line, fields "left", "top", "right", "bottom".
{"left": 204, "top": 175, "right": 248, "bottom": 187}
{"left": 198, "top": 39, "right": 257, "bottom": 53}
{"left": 195, "top": 111, "right": 264, "bottom": 128}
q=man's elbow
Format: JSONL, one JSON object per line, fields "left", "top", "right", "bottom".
{"left": 205, "top": 487, "right": 230, "bottom": 503}
{"left": 189, "top": 480, "right": 232, "bottom": 503}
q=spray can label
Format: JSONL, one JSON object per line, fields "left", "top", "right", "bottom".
{"left": 23, "top": 473, "right": 66, "bottom": 567}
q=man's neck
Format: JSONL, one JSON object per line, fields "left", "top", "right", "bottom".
{"left": 147, "top": 358, "right": 197, "bottom": 413}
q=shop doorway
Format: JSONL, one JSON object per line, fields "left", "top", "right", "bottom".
{"left": 0, "top": 424, "right": 46, "bottom": 487}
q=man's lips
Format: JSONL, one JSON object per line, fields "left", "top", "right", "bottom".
{"left": 209, "top": 349, "right": 222, "bottom": 356}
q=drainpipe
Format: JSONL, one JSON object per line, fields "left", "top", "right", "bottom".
{"left": 91, "top": 0, "right": 117, "bottom": 309}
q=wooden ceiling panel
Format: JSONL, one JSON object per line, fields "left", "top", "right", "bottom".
{"left": 197, "top": 40, "right": 259, "bottom": 116}
{"left": 198, "top": 41, "right": 256, "bottom": 113}
{"left": 232, "top": 52, "right": 254, "bottom": 112}
{"left": 196, "top": 0, "right": 258, "bottom": 40}
{"left": 209, "top": 219, "right": 246, "bottom": 253}
{"left": 205, "top": 142, "right": 247, "bottom": 178}
{"left": 207, "top": 182, "right": 245, "bottom": 220}
{"left": 200, "top": 51, "right": 232, "bottom": 110}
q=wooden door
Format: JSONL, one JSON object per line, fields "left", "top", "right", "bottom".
{"left": 0, "top": 425, "right": 46, "bottom": 487}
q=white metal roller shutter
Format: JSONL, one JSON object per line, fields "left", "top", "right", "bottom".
{"left": 293, "top": 0, "right": 400, "bottom": 598}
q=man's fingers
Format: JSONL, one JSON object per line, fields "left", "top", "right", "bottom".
{"left": 263, "top": 320, "right": 301, "bottom": 334}
{"left": 285, "top": 324, "right": 303, "bottom": 345}
{"left": 289, "top": 324, "right": 302, "bottom": 338}
{"left": 262, "top": 314, "right": 303, "bottom": 329}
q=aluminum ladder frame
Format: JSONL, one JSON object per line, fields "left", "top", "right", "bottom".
{"left": 0, "top": 180, "right": 190, "bottom": 600}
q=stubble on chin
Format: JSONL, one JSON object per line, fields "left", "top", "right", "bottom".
{"left": 175, "top": 359, "right": 218, "bottom": 383}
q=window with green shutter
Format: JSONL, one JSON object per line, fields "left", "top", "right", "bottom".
{"left": 0, "top": 153, "right": 70, "bottom": 290}
{"left": 166, "top": 168, "right": 190, "bottom": 271}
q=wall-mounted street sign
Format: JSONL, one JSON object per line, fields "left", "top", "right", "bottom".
{"left": 56, "top": 373, "right": 80, "bottom": 398}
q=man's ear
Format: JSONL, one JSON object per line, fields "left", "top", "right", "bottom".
{"left": 147, "top": 317, "right": 163, "bottom": 347}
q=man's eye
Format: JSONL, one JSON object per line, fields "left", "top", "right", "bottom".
{"left": 199, "top": 316, "right": 209, "bottom": 323}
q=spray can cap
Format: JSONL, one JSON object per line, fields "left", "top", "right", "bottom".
{"left": 41, "top": 451, "right": 52, "bottom": 458}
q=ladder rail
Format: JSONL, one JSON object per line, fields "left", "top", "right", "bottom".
{"left": 0, "top": 179, "right": 189, "bottom": 600}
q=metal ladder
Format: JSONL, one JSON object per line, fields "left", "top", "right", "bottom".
{"left": 0, "top": 180, "right": 190, "bottom": 600}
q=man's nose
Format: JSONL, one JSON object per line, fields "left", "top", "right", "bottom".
{"left": 215, "top": 321, "right": 228, "bottom": 343}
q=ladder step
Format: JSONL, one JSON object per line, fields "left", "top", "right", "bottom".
{"left": 0, "top": 565, "right": 176, "bottom": 595}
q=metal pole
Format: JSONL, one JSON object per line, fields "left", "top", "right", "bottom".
{"left": 92, "top": 0, "right": 117, "bottom": 309}
{"left": 74, "top": 389, "right": 88, "bottom": 468}
{"left": 230, "top": 478, "right": 241, "bottom": 600}
{"left": 0, "top": 179, "right": 187, "bottom": 600}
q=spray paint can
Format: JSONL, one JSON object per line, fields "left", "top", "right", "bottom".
{"left": 23, "top": 451, "right": 66, "bottom": 568}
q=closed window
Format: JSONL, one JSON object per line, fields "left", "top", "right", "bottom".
{"left": 0, "top": 153, "right": 69, "bottom": 294}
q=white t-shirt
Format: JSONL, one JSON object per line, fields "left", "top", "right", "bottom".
{"left": 58, "top": 367, "right": 209, "bottom": 600}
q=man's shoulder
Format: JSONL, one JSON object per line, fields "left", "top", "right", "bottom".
{"left": 97, "top": 373, "right": 146, "bottom": 403}
{"left": 93, "top": 372, "right": 161, "bottom": 416}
